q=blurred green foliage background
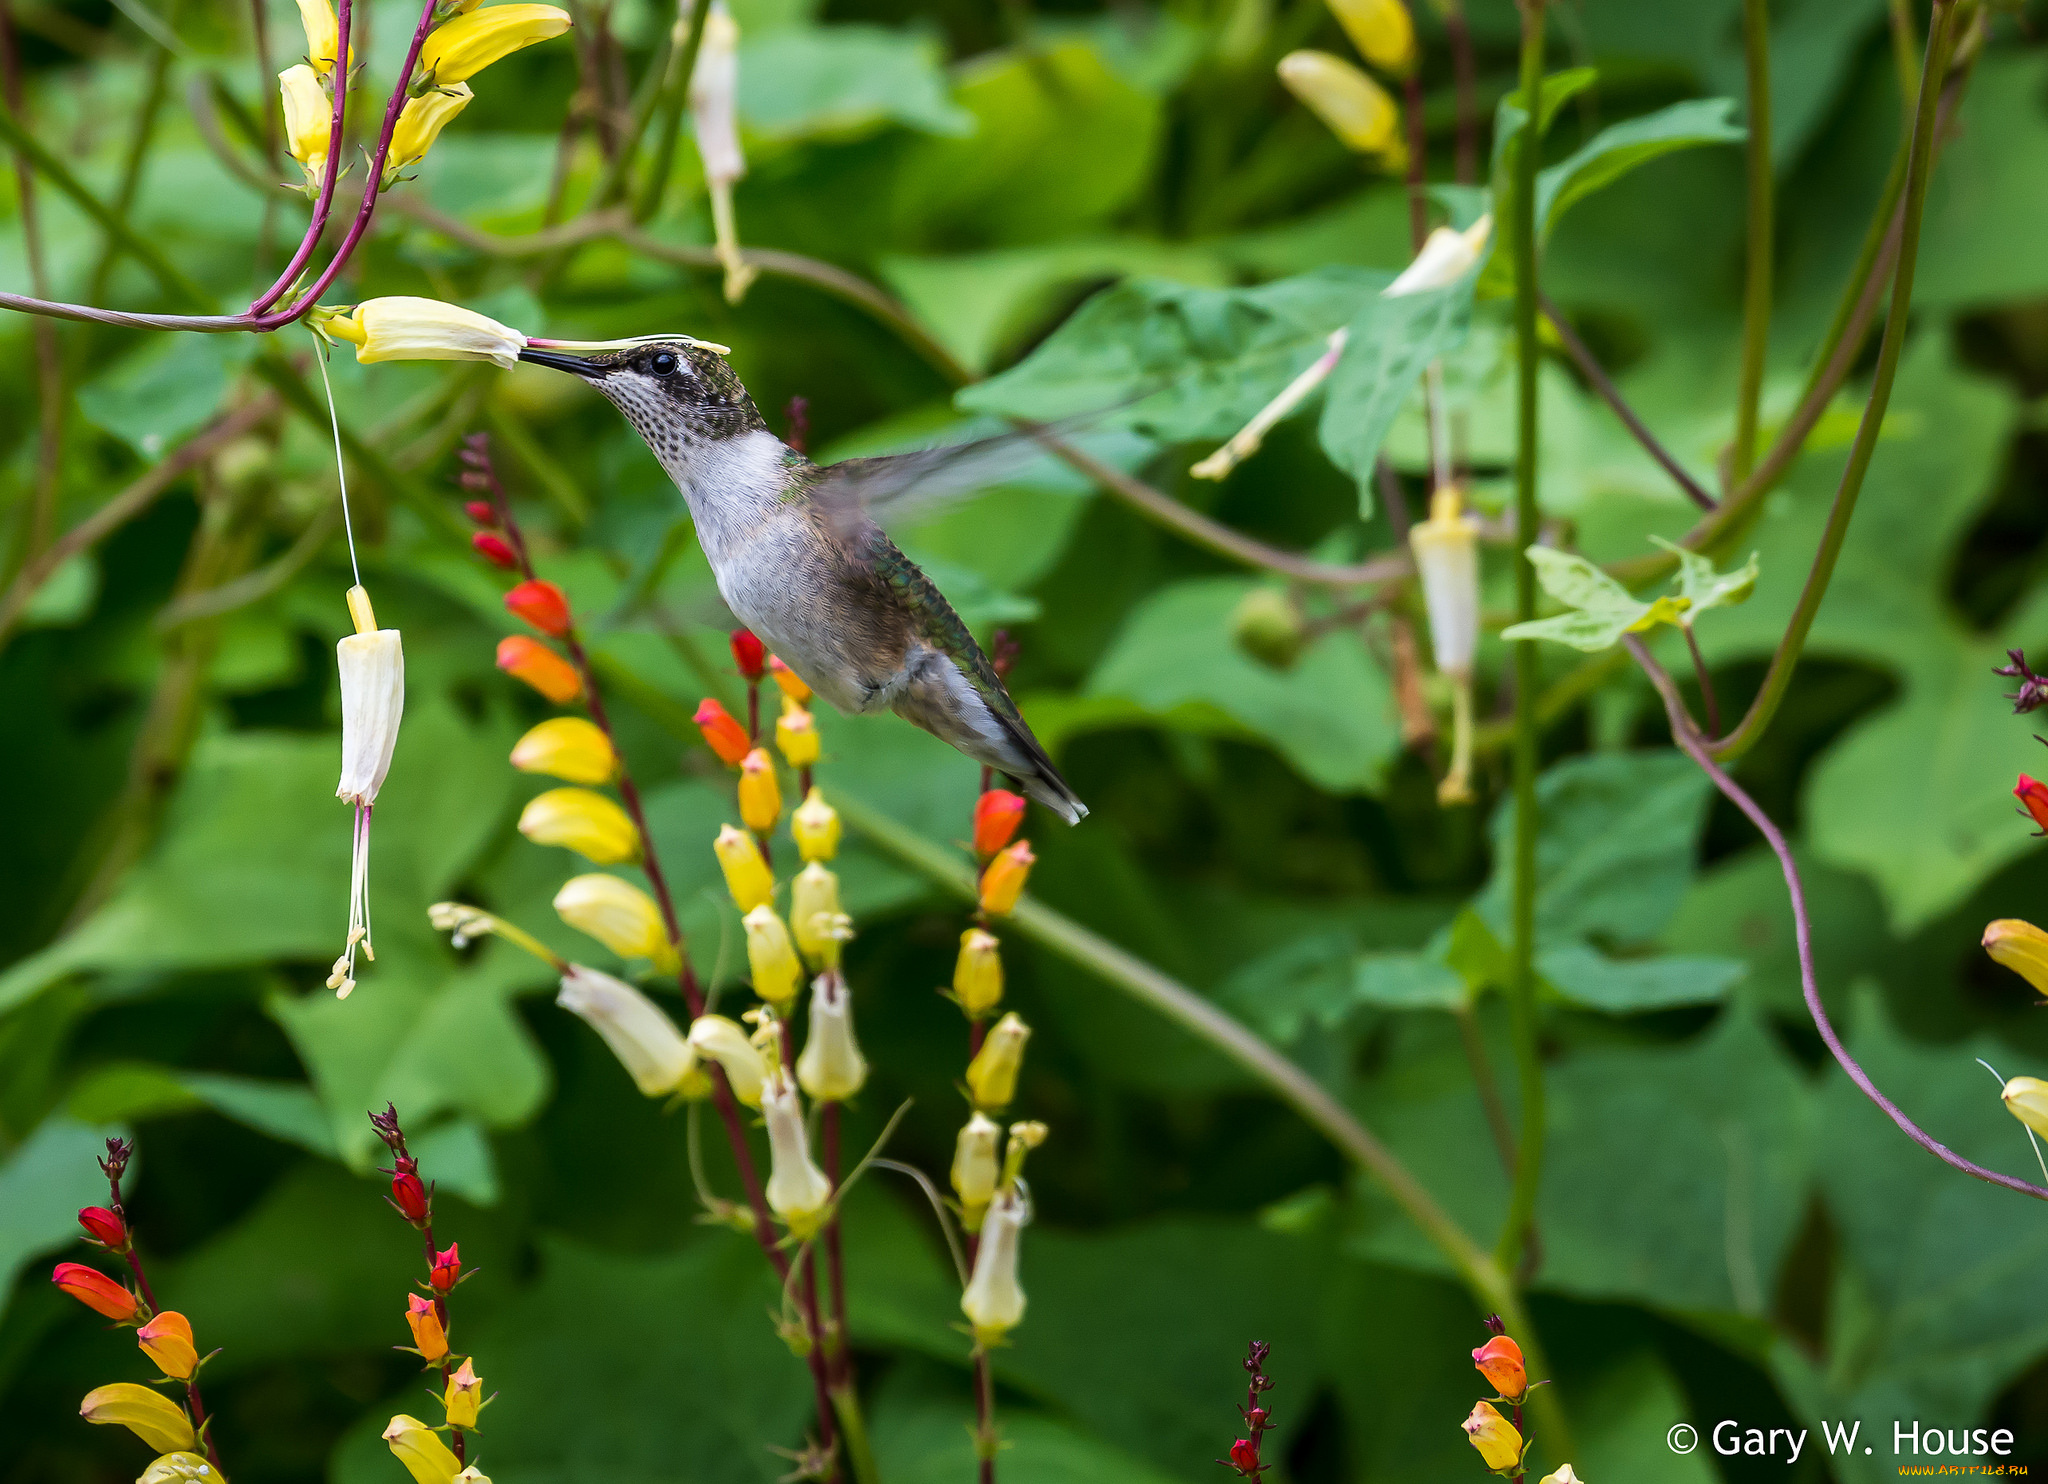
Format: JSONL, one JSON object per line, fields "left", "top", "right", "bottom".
{"left": 6, "top": 0, "right": 2048, "bottom": 1480}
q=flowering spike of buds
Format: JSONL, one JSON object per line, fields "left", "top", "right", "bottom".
{"left": 137, "top": 1310, "right": 198, "bottom": 1379}
{"left": 553, "top": 874, "right": 680, "bottom": 974}
{"left": 775, "top": 699, "right": 820, "bottom": 768}
{"left": 510, "top": 716, "right": 618, "bottom": 784}
{"left": 973, "top": 790, "right": 1027, "bottom": 858}
{"left": 792, "top": 788, "right": 841, "bottom": 861}
{"left": 1277, "top": 50, "right": 1404, "bottom": 168}
{"left": 694, "top": 698, "right": 751, "bottom": 766}
{"left": 742, "top": 905, "right": 803, "bottom": 1007}
{"left": 730, "top": 629, "right": 766, "bottom": 679}
{"left": 789, "top": 862, "right": 843, "bottom": 967}
{"left": 960, "top": 1184, "right": 1029, "bottom": 1347}
{"left": 384, "top": 1413, "right": 464, "bottom": 1484}
{"left": 978, "top": 840, "right": 1035, "bottom": 917}
{"left": 384, "top": 84, "right": 472, "bottom": 187}
{"left": 504, "top": 577, "right": 570, "bottom": 636}
{"left": 518, "top": 787, "right": 641, "bottom": 865}
{"left": 429, "top": 1242, "right": 461, "bottom": 1293}
{"left": 768, "top": 655, "right": 811, "bottom": 704}
{"left": 80, "top": 1384, "right": 197, "bottom": 1454}
{"left": 1461, "top": 1401, "right": 1524, "bottom": 1474}
{"left": 952, "top": 927, "right": 1004, "bottom": 1018}
{"left": 557, "top": 965, "right": 699, "bottom": 1096}
{"left": 738, "top": 748, "right": 782, "bottom": 834}
{"left": 714, "top": 824, "right": 775, "bottom": 913}
{"left": 762, "top": 1070, "right": 834, "bottom": 1236}
{"left": 441, "top": 1359, "right": 483, "bottom": 1429}
{"left": 687, "top": 1013, "right": 770, "bottom": 1107}
{"left": 1985, "top": 919, "right": 2048, "bottom": 998}
{"left": 419, "top": 3, "right": 573, "bottom": 86}
{"left": 797, "top": 972, "right": 867, "bottom": 1102}
{"left": 52, "top": 1262, "right": 138, "bottom": 1320}
{"left": 2018, "top": 774, "right": 2048, "bottom": 835}
{"left": 497, "top": 636, "right": 583, "bottom": 703}
{"left": 473, "top": 532, "right": 519, "bottom": 569}
{"left": 1326, "top": 0, "right": 1414, "bottom": 76}
{"left": 405, "top": 1292, "right": 450, "bottom": 1360}
{"left": 965, "top": 1012, "right": 1030, "bottom": 1111}
{"left": 1471, "top": 1334, "right": 1528, "bottom": 1401}
{"left": 77, "top": 1206, "right": 127, "bottom": 1250}
{"left": 951, "top": 1111, "right": 1002, "bottom": 1232}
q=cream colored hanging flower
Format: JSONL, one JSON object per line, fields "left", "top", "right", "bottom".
{"left": 329, "top": 585, "right": 404, "bottom": 997}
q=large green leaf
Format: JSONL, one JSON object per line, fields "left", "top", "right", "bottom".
{"left": 0, "top": 1115, "right": 119, "bottom": 1318}
{"left": 739, "top": 26, "right": 972, "bottom": 141}
{"left": 74, "top": 334, "right": 255, "bottom": 458}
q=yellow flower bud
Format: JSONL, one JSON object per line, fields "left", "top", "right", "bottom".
{"left": 453, "top": 1470, "right": 491, "bottom": 1484}
{"left": 1538, "top": 1468, "right": 1584, "bottom": 1484}
{"left": 687, "top": 1013, "right": 769, "bottom": 1107}
{"left": 553, "top": 873, "right": 680, "bottom": 974}
{"left": 296, "top": 0, "right": 339, "bottom": 72}
{"left": 743, "top": 905, "right": 802, "bottom": 1007}
{"left": 419, "top": 4, "right": 573, "bottom": 86}
{"left": 556, "top": 965, "right": 698, "bottom": 1097}
{"left": 960, "top": 1185, "right": 1028, "bottom": 1347}
{"left": 714, "top": 824, "right": 775, "bottom": 913}
{"left": 1277, "top": 50, "right": 1405, "bottom": 168}
{"left": 796, "top": 971, "right": 867, "bottom": 1102}
{"left": 383, "top": 1414, "right": 463, "bottom": 1484}
{"left": 2004, "top": 1076, "right": 2048, "bottom": 1140}
{"left": 952, "top": 927, "right": 1004, "bottom": 1018}
{"left": 978, "top": 840, "right": 1034, "bottom": 918}
{"left": 792, "top": 787, "right": 841, "bottom": 862}
{"left": 1410, "top": 489, "right": 1482, "bottom": 678}
{"left": 279, "top": 65, "right": 331, "bottom": 195}
{"left": 1985, "top": 919, "right": 2048, "bottom": 998}
{"left": 965, "top": 1012, "right": 1030, "bottom": 1112}
{"left": 951, "top": 1110, "right": 1002, "bottom": 1231}
{"left": 789, "top": 862, "right": 843, "bottom": 967}
{"left": 1327, "top": 0, "right": 1414, "bottom": 76}
{"left": 510, "top": 716, "right": 618, "bottom": 784}
{"left": 519, "top": 786, "right": 640, "bottom": 865}
{"left": 1462, "top": 1401, "right": 1524, "bottom": 1474}
{"left": 775, "top": 699, "right": 820, "bottom": 768}
{"left": 80, "top": 1384, "right": 196, "bottom": 1455}
{"left": 738, "top": 748, "right": 782, "bottom": 835}
{"left": 762, "top": 1070, "right": 834, "bottom": 1237}
{"left": 323, "top": 296, "right": 527, "bottom": 368}
{"left": 385, "top": 83, "right": 473, "bottom": 186}
{"left": 139, "top": 1453, "right": 218, "bottom": 1484}
{"left": 441, "top": 1359, "right": 483, "bottom": 1430}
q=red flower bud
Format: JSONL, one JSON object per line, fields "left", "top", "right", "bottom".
{"left": 973, "top": 790, "right": 1027, "bottom": 858}
{"left": 391, "top": 1170, "right": 429, "bottom": 1223}
{"left": 429, "top": 1241, "right": 461, "bottom": 1293}
{"left": 1471, "top": 1334, "right": 1527, "bottom": 1401}
{"left": 505, "top": 578, "right": 571, "bottom": 637}
{"left": 464, "top": 500, "right": 497, "bottom": 526}
{"left": 694, "top": 697, "right": 752, "bottom": 766}
{"left": 1228, "top": 1439, "right": 1260, "bottom": 1474}
{"left": 730, "top": 628, "right": 766, "bottom": 680}
{"left": 77, "top": 1206, "right": 127, "bottom": 1250}
{"left": 52, "top": 1262, "right": 138, "bottom": 1320}
{"left": 2018, "top": 774, "right": 2048, "bottom": 835}
{"left": 473, "top": 532, "right": 519, "bottom": 570}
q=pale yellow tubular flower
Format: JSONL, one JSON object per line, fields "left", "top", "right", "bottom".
{"left": 139, "top": 1455, "right": 219, "bottom": 1484}
{"left": 1277, "top": 50, "right": 1405, "bottom": 169}
{"left": 1409, "top": 487, "right": 1482, "bottom": 806}
{"left": 1327, "top": 0, "right": 1414, "bottom": 76}
{"left": 384, "top": 84, "right": 474, "bottom": 186}
{"left": 1385, "top": 216, "right": 1493, "bottom": 297}
{"left": 965, "top": 1011, "right": 1030, "bottom": 1112}
{"left": 553, "top": 873, "right": 680, "bottom": 974}
{"left": 519, "top": 786, "right": 641, "bottom": 864}
{"left": 383, "top": 1414, "right": 463, "bottom": 1484}
{"left": 742, "top": 904, "right": 802, "bottom": 1008}
{"left": 796, "top": 971, "right": 867, "bottom": 1102}
{"left": 714, "top": 823, "right": 775, "bottom": 912}
{"left": 556, "top": 964, "right": 698, "bottom": 1097}
{"left": 279, "top": 64, "right": 331, "bottom": 192}
{"left": 324, "top": 296, "right": 528, "bottom": 369}
{"left": 296, "top": 0, "right": 339, "bottom": 72}
{"left": 761, "top": 1068, "right": 834, "bottom": 1236}
{"left": 960, "top": 1183, "right": 1029, "bottom": 1347}
{"left": 510, "top": 716, "right": 619, "bottom": 783}
{"left": 687, "top": 1012, "right": 769, "bottom": 1106}
{"left": 789, "top": 861, "right": 842, "bottom": 967}
{"left": 952, "top": 927, "right": 1003, "bottom": 1018}
{"left": 1985, "top": 918, "right": 2048, "bottom": 997}
{"left": 950, "top": 1110, "right": 1002, "bottom": 1232}
{"left": 792, "top": 787, "right": 841, "bottom": 861}
{"left": 419, "top": 4, "right": 573, "bottom": 87}
{"left": 2004, "top": 1076, "right": 2048, "bottom": 1140}
{"left": 329, "top": 584, "right": 404, "bottom": 998}
{"left": 79, "top": 1385, "right": 197, "bottom": 1455}
{"left": 688, "top": 3, "right": 756, "bottom": 303}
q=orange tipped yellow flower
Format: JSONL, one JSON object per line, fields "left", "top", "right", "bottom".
{"left": 137, "top": 1311, "right": 197, "bottom": 1379}
{"left": 510, "top": 716, "right": 617, "bottom": 783}
{"left": 296, "top": 0, "right": 339, "bottom": 71}
{"left": 965, "top": 1011, "right": 1030, "bottom": 1111}
{"left": 715, "top": 824, "right": 775, "bottom": 913}
{"left": 419, "top": 4, "right": 572, "bottom": 86}
{"left": 775, "top": 700, "right": 820, "bottom": 768}
{"left": 792, "top": 788, "right": 840, "bottom": 862}
{"left": 768, "top": 655, "right": 811, "bottom": 703}
{"left": 978, "top": 840, "right": 1034, "bottom": 917}
{"left": 2004, "top": 1076, "right": 2048, "bottom": 1139}
{"left": 687, "top": 1013, "right": 769, "bottom": 1107}
{"left": 694, "top": 698, "right": 750, "bottom": 765}
{"left": 951, "top": 1110, "right": 1002, "bottom": 1231}
{"left": 405, "top": 1293, "right": 449, "bottom": 1360}
{"left": 1471, "top": 1334, "right": 1527, "bottom": 1400}
{"left": 496, "top": 635, "right": 582, "bottom": 701}
{"left": 1278, "top": 50, "right": 1404, "bottom": 167}
{"left": 518, "top": 787, "right": 640, "bottom": 864}
{"left": 1985, "top": 919, "right": 2048, "bottom": 997}
{"left": 52, "top": 1262, "right": 137, "bottom": 1319}
{"left": 441, "top": 1359, "right": 483, "bottom": 1429}
{"left": 1327, "top": 0, "right": 1414, "bottom": 75}
{"left": 553, "top": 874, "right": 680, "bottom": 974}
{"left": 80, "top": 1384, "right": 197, "bottom": 1454}
{"left": 738, "top": 748, "right": 782, "bottom": 834}
{"left": 743, "top": 905, "right": 802, "bottom": 1007}
{"left": 790, "top": 861, "right": 843, "bottom": 967}
{"left": 1462, "top": 1401, "right": 1524, "bottom": 1474}
{"left": 953, "top": 927, "right": 1004, "bottom": 1018}
{"left": 385, "top": 84, "right": 473, "bottom": 186}
{"left": 384, "top": 1413, "right": 464, "bottom": 1484}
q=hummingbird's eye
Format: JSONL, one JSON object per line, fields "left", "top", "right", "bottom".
{"left": 648, "top": 351, "right": 679, "bottom": 377}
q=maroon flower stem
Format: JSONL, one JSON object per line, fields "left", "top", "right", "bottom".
{"left": 1402, "top": 69, "right": 1427, "bottom": 253}
{"left": 1446, "top": 2, "right": 1478, "bottom": 186}
{"left": 1512, "top": 1401, "right": 1524, "bottom": 1484}
{"left": 1625, "top": 635, "right": 2048, "bottom": 1201}
{"left": 248, "top": 0, "right": 353, "bottom": 314}
{"left": 975, "top": 1351, "right": 997, "bottom": 1484}
{"left": 99, "top": 1140, "right": 227, "bottom": 1474}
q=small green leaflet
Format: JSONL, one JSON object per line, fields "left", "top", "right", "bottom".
{"left": 1501, "top": 543, "right": 1759, "bottom": 652}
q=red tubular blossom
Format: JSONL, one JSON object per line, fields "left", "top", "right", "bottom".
{"left": 694, "top": 697, "right": 751, "bottom": 766}
{"left": 391, "top": 1169, "right": 429, "bottom": 1223}
{"left": 52, "top": 1262, "right": 138, "bottom": 1320}
{"left": 2018, "top": 774, "right": 2048, "bottom": 835}
{"left": 1228, "top": 1439, "right": 1260, "bottom": 1474}
{"left": 973, "top": 789, "right": 1027, "bottom": 857}
{"left": 464, "top": 499, "right": 497, "bottom": 526}
{"left": 77, "top": 1206, "right": 127, "bottom": 1250}
{"left": 429, "top": 1241, "right": 461, "bottom": 1292}
{"left": 730, "top": 628, "right": 766, "bottom": 679}
{"left": 497, "top": 636, "right": 584, "bottom": 704}
{"left": 505, "top": 577, "right": 571, "bottom": 637}
{"left": 472, "top": 532, "right": 519, "bottom": 569}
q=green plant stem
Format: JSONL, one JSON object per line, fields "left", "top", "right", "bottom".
{"left": 1498, "top": 0, "right": 1547, "bottom": 1282}
{"left": 1731, "top": 0, "right": 1772, "bottom": 485}
{"left": 632, "top": 0, "right": 711, "bottom": 222}
{"left": 830, "top": 1384, "right": 881, "bottom": 1484}
{"left": 1707, "top": 0, "right": 1956, "bottom": 762}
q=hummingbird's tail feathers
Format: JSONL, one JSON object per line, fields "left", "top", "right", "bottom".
{"left": 981, "top": 698, "right": 1087, "bottom": 826}
{"left": 1020, "top": 765, "right": 1088, "bottom": 826}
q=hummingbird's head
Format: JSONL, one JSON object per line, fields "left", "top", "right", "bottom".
{"left": 517, "top": 337, "right": 766, "bottom": 457}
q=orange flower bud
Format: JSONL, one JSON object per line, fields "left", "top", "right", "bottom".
{"left": 2019, "top": 773, "right": 2048, "bottom": 834}
{"left": 405, "top": 1292, "right": 449, "bottom": 1361}
{"left": 504, "top": 577, "right": 570, "bottom": 636}
{"left": 973, "top": 790, "right": 1026, "bottom": 857}
{"left": 1462, "top": 1401, "right": 1523, "bottom": 1474}
{"left": 738, "top": 748, "right": 782, "bottom": 833}
{"left": 768, "top": 654, "right": 811, "bottom": 704}
{"left": 1471, "top": 1334, "right": 1527, "bottom": 1400}
{"left": 137, "top": 1310, "right": 198, "bottom": 1379}
{"left": 978, "top": 840, "right": 1034, "bottom": 917}
{"left": 51, "top": 1262, "right": 138, "bottom": 1320}
{"left": 496, "top": 635, "right": 581, "bottom": 703}
{"left": 695, "top": 698, "right": 751, "bottom": 766}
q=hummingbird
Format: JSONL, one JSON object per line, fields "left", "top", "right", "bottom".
{"left": 517, "top": 337, "right": 1088, "bottom": 824}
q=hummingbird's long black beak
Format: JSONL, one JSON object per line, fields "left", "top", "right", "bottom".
{"left": 517, "top": 346, "right": 603, "bottom": 376}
